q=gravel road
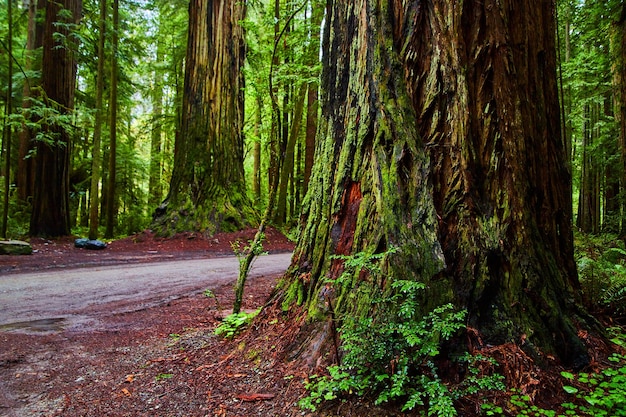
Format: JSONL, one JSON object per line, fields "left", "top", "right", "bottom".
{"left": 0, "top": 253, "right": 292, "bottom": 333}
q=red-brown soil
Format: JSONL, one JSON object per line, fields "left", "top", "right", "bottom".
{"left": 0, "top": 228, "right": 321, "bottom": 417}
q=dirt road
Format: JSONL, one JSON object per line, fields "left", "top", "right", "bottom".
{"left": 0, "top": 253, "right": 292, "bottom": 333}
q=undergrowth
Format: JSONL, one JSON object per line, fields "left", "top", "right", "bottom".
{"left": 481, "top": 328, "right": 626, "bottom": 416}
{"left": 575, "top": 232, "right": 626, "bottom": 313}
{"left": 299, "top": 248, "right": 504, "bottom": 416}
{"left": 214, "top": 309, "right": 260, "bottom": 339}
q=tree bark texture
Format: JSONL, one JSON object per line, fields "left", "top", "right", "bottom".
{"left": 283, "top": 0, "right": 590, "bottom": 368}
{"left": 17, "top": 0, "right": 45, "bottom": 202}
{"left": 153, "top": 0, "right": 255, "bottom": 235}
{"left": 30, "top": 0, "right": 82, "bottom": 237}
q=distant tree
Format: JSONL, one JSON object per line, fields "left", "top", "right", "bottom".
{"left": 30, "top": 0, "right": 82, "bottom": 237}
{"left": 153, "top": 0, "right": 256, "bottom": 235}
{"left": 88, "top": 0, "right": 107, "bottom": 240}
{"left": 2, "top": 0, "right": 14, "bottom": 238}
{"left": 616, "top": 3, "right": 626, "bottom": 237}
{"left": 16, "top": 0, "right": 45, "bottom": 204}
{"left": 280, "top": 0, "right": 591, "bottom": 370}
{"left": 104, "top": 0, "right": 119, "bottom": 238}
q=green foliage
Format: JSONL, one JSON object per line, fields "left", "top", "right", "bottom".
{"left": 214, "top": 309, "right": 260, "bottom": 339}
{"left": 230, "top": 233, "right": 267, "bottom": 260}
{"left": 300, "top": 249, "right": 504, "bottom": 416}
{"left": 575, "top": 233, "right": 626, "bottom": 312}
{"left": 9, "top": 93, "right": 78, "bottom": 149}
{"left": 560, "top": 355, "right": 626, "bottom": 416}
{"left": 0, "top": 183, "right": 30, "bottom": 238}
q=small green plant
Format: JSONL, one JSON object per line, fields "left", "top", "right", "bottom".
{"left": 300, "top": 248, "right": 504, "bottom": 416}
{"left": 481, "top": 328, "right": 626, "bottom": 416}
{"left": 214, "top": 309, "right": 260, "bottom": 339}
{"left": 560, "top": 353, "right": 626, "bottom": 416}
{"left": 155, "top": 373, "right": 173, "bottom": 381}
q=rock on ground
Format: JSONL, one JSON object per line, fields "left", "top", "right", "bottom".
{"left": 0, "top": 240, "right": 32, "bottom": 256}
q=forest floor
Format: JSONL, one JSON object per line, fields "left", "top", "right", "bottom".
{"left": 0, "top": 228, "right": 622, "bottom": 416}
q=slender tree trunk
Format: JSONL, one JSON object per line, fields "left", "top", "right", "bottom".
{"left": 253, "top": 94, "right": 262, "bottom": 201}
{"left": 578, "top": 102, "right": 602, "bottom": 234}
{"left": 30, "top": 0, "right": 82, "bottom": 237}
{"left": 153, "top": 0, "right": 255, "bottom": 235}
{"left": 280, "top": 0, "right": 590, "bottom": 369}
{"left": 276, "top": 85, "right": 306, "bottom": 225}
{"left": 603, "top": 94, "right": 619, "bottom": 232}
{"left": 617, "top": 4, "right": 626, "bottom": 238}
{"left": 268, "top": 0, "right": 281, "bottom": 200}
{"left": 0, "top": 0, "right": 13, "bottom": 239}
{"left": 105, "top": 0, "right": 119, "bottom": 238}
{"left": 303, "top": 1, "right": 323, "bottom": 195}
{"left": 2, "top": 0, "right": 13, "bottom": 238}
{"left": 88, "top": 0, "right": 107, "bottom": 240}
{"left": 148, "top": 33, "right": 165, "bottom": 209}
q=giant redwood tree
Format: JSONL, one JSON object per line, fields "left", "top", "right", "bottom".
{"left": 152, "top": 0, "right": 255, "bottom": 235}
{"left": 281, "top": 0, "right": 592, "bottom": 369}
{"left": 30, "top": 0, "right": 82, "bottom": 237}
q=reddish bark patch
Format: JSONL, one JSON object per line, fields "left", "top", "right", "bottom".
{"left": 329, "top": 181, "right": 363, "bottom": 279}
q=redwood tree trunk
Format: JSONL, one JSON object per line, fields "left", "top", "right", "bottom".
{"left": 282, "top": 0, "right": 590, "bottom": 368}
{"left": 153, "top": 0, "right": 255, "bottom": 235}
{"left": 17, "top": 0, "right": 45, "bottom": 203}
{"left": 30, "top": 0, "right": 82, "bottom": 237}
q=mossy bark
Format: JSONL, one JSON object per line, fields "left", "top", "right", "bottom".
{"left": 152, "top": 0, "right": 257, "bottom": 236}
{"left": 279, "top": 0, "right": 593, "bottom": 369}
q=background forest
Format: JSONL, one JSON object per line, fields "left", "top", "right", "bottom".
{"left": 0, "top": 0, "right": 626, "bottom": 300}
{"left": 0, "top": 0, "right": 623, "bottom": 238}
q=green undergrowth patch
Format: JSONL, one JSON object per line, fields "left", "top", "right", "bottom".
{"left": 482, "top": 327, "right": 626, "bottom": 416}
{"left": 299, "top": 248, "right": 505, "bottom": 416}
{"left": 575, "top": 232, "right": 626, "bottom": 314}
{"left": 214, "top": 309, "right": 260, "bottom": 339}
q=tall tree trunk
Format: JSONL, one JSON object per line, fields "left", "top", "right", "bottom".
{"left": 252, "top": 94, "right": 262, "bottom": 201}
{"left": 88, "top": 0, "right": 107, "bottom": 240}
{"left": 30, "top": 0, "right": 82, "bottom": 237}
{"left": 2, "top": 0, "right": 14, "bottom": 238}
{"left": 105, "top": 0, "right": 119, "bottom": 238}
{"left": 148, "top": 32, "right": 165, "bottom": 209}
{"left": 577, "top": 103, "right": 601, "bottom": 234}
{"left": 617, "top": 4, "right": 626, "bottom": 238}
{"left": 603, "top": 94, "right": 619, "bottom": 233}
{"left": 17, "top": 0, "right": 45, "bottom": 203}
{"left": 280, "top": 0, "right": 590, "bottom": 369}
{"left": 153, "top": 0, "right": 255, "bottom": 235}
